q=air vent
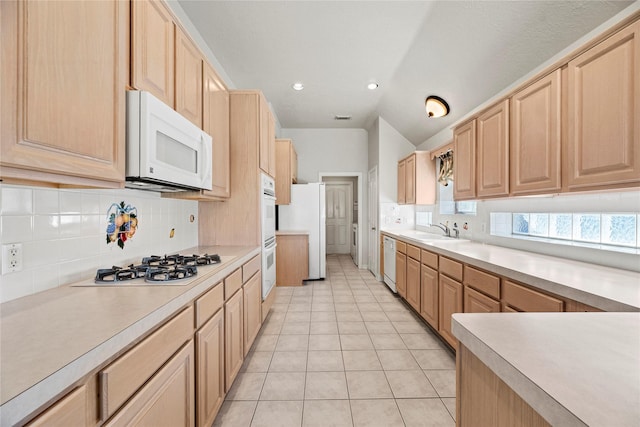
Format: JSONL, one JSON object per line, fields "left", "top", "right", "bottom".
{"left": 334, "top": 115, "right": 352, "bottom": 121}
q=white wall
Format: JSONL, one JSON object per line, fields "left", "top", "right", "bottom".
{"left": 281, "top": 128, "right": 369, "bottom": 183}
{"left": 0, "top": 184, "right": 199, "bottom": 302}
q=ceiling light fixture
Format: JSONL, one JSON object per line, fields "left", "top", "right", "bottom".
{"left": 425, "top": 95, "right": 450, "bottom": 118}
{"left": 367, "top": 82, "right": 379, "bottom": 90}
{"left": 292, "top": 82, "right": 304, "bottom": 91}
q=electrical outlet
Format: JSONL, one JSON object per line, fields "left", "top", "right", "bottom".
{"left": 481, "top": 223, "right": 487, "bottom": 233}
{"left": 2, "top": 243, "right": 23, "bottom": 274}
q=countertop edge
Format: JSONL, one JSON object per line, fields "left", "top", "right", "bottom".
{"left": 451, "top": 315, "right": 586, "bottom": 427}
{"left": 0, "top": 247, "right": 261, "bottom": 427}
{"left": 381, "top": 230, "right": 639, "bottom": 312}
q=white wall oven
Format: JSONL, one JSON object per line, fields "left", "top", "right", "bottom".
{"left": 261, "top": 173, "right": 276, "bottom": 300}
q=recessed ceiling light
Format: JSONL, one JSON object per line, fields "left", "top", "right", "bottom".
{"left": 367, "top": 82, "right": 379, "bottom": 90}
{"left": 292, "top": 82, "right": 304, "bottom": 91}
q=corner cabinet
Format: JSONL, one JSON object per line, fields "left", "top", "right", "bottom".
{"left": 453, "top": 120, "right": 477, "bottom": 200}
{"left": 476, "top": 100, "right": 510, "bottom": 198}
{"left": 0, "top": 0, "right": 127, "bottom": 188}
{"left": 397, "top": 152, "right": 436, "bottom": 205}
{"left": 510, "top": 70, "right": 562, "bottom": 195}
{"left": 275, "top": 139, "right": 298, "bottom": 205}
{"left": 566, "top": 20, "right": 640, "bottom": 191}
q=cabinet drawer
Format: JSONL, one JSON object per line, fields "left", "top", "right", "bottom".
{"left": 440, "top": 257, "right": 463, "bottom": 282}
{"left": 502, "top": 280, "right": 563, "bottom": 312}
{"left": 421, "top": 249, "right": 438, "bottom": 270}
{"left": 100, "top": 306, "right": 194, "bottom": 420}
{"left": 224, "top": 268, "right": 242, "bottom": 299}
{"left": 396, "top": 241, "right": 407, "bottom": 254}
{"left": 464, "top": 286, "right": 500, "bottom": 313}
{"left": 464, "top": 266, "right": 500, "bottom": 300}
{"left": 242, "top": 255, "right": 261, "bottom": 284}
{"left": 195, "top": 282, "right": 224, "bottom": 328}
{"left": 407, "top": 244, "right": 421, "bottom": 261}
{"left": 27, "top": 385, "right": 88, "bottom": 427}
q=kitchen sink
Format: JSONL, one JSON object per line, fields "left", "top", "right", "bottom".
{"left": 396, "top": 230, "right": 469, "bottom": 243}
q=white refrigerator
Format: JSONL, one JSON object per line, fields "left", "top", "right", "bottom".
{"left": 278, "top": 183, "right": 326, "bottom": 279}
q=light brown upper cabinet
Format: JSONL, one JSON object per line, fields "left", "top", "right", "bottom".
{"left": 477, "top": 100, "right": 510, "bottom": 198}
{"left": 131, "top": 0, "right": 175, "bottom": 107}
{"left": 202, "top": 63, "right": 230, "bottom": 199}
{"left": 566, "top": 21, "right": 640, "bottom": 191}
{"left": 0, "top": 0, "right": 127, "bottom": 188}
{"left": 397, "top": 160, "right": 407, "bottom": 203}
{"left": 397, "top": 152, "right": 436, "bottom": 205}
{"left": 175, "top": 28, "right": 203, "bottom": 128}
{"left": 453, "top": 120, "right": 477, "bottom": 200}
{"left": 510, "top": 70, "right": 562, "bottom": 195}
{"left": 275, "top": 139, "right": 298, "bottom": 205}
{"left": 259, "top": 100, "right": 276, "bottom": 178}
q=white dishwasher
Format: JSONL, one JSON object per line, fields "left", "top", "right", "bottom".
{"left": 383, "top": 236, "right": 397, "bottom": 293}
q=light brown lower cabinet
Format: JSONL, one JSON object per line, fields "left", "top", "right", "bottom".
{"left": 464, "top": 286, "right": 500, "bottom": 313}
{"left": 243, "top": 272, "right": 262, "bottom": 356}
{"left": 224, "top": 289, "right": 244, "bottom": 391}
{"left": 396, "top": 251, "right": 407, "bottom": 298}
{"left": 457, "top": 345, "right": 551, "bottom": 427}
{"left": 196, "top": 310, "right": 225, "bottom": 427}
{"left": 105, "top": 341, "right": 195, "bottom": 427}
{"left": 276, "top": 234, "right": 309, "bottom": 286}
{"left": 405, "top": 256, "right": 421, "bottom": 311}
{"left": 438, "top": 274, "right": 463, "bottom": 348}
{"left": 420, "top": 264, "right": 438, "bottom": 330}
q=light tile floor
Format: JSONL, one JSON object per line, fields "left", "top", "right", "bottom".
{"left": 213, "top": 254, "right": 456, "bottom": 427}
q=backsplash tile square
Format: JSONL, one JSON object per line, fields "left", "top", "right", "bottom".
{"left": 0, "top": 184, "right": 199, "bottom": 303}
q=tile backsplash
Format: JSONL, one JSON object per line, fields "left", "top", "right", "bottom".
{"left": 0, "top": 184, "right": 199, "bottom": 303}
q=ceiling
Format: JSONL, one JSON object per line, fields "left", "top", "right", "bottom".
{"left": 178, "top": 1, "right": 634, "bottom": 146}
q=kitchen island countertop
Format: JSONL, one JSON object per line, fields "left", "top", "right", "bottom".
{"left": 452, "top": 312, "right": 640, "bottom": 426}
{"left": 0, "top": 245, "right": 260, "bottom": 426}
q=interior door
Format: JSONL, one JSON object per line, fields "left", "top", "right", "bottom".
{"left": 325, "top": 183, "right": 352, "bottom": 254}
{"left": 368, "top": 167, "right": 378, "bottom": 277}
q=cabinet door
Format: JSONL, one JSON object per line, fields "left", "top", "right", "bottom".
{"left": 131, "top": 0, "right": 175, "bottom": 107}
{"left": 464, "top": 287, "right": 500, "bottom": 313}
{"left": 196, "top": 310, "right": 225, "bottom": 427}
{"left": 420, "top": 265, "right": 438, "bottom": 330}
{"left": 395, "top": 252, "right": 407, "bottom": 298}
{"left": 225, "top": 290, "right": 244, "bottom": 390}
{"left": 243, "top": 272, "right": 262, "bottom": 356}
{"left": 406, "top": 256, "right": 421, "bottom": 311}
{"left": 438, "top": 274, "right": 463, "bottom": 348}
{"left": 203, "top": 62, "right": 230, "bottom": 199}
{"left": 405, "top": 154, "right": 416, "bottom": 204}
{"left": 1, "top": 0, "right": 127, "bottom": 186}
{"left": 510, "top": 70, "right": 562, "bottom": 195}
{"left": 502, "top": 280, "right": 563, "bottom": 312}
{"left": 292, "top": 146, "right": 298, "bottom": 183}
{"left": 275, "top": 139, "right": 292, "bottom": 205}
{"left": 105, "top": 341, "right": 195, "bottom": 427}
{"left": 268, "top": 113, "right": 277, "bottom": 178}
{"left": 175, "top": 28, "right": 203, "bottom": 128}
{"left": 397, "top": 160, "right": 406, "bottom": 204}
{"left": 567, "top": 21, "right": 640, "bottom": 190}
{"left": 259, "top": 98, "right": 270, "bottom": 175}
{"left": 453, "top": 120, "right": 477, "bottom": 200}
{"left": 477, "top": 100, "right": 509, "bottom": 198}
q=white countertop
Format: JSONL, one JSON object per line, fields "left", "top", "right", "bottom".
{"left": 382, "top": 229, "right": 640, "bottom": 311}
{"left": 0, "top": 245, "right": 260, "bottom": 426}
{"left": 452, "top": 312, "right": 640, "bottom": 426}
{"left": 276, "top": 230, "right": 310, "bottom": 235}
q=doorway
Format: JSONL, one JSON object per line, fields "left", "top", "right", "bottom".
{"left": 320, "top": 173, "right": 363, "bottom": 268}
{"left": 325, "top": 182, "right": 352, "bottom": 254}
{"left": 368, "top": 166, "right": 378, "bottom": 278}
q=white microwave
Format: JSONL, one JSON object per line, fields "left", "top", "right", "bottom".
{"left": 125, "top": 91, "right": 213, "bottom": 192}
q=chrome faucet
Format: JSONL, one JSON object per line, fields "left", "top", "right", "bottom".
{"left": 452, "top": 222, "right": 460, "bottom": 239}
{"left": 429, "top": 223, "right": 450, "bottom": 237}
